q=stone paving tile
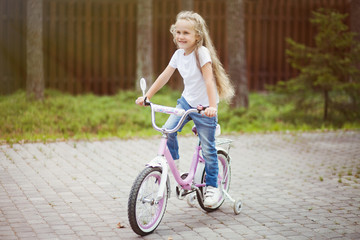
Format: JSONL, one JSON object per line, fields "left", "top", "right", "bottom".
{"left": 0, "top": 130, "right": 359, "bottom": 239}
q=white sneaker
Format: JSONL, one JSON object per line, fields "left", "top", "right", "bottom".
{"left": 203, "top": 186, "right": 222, "bottom": 207}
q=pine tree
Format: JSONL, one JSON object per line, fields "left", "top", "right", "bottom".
{"left": 273, "top": 9, "right": 360, "bottom": 121}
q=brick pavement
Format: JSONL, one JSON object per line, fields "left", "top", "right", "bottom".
{"left": 0, "top": 131, "right": 359, "bottom": 239}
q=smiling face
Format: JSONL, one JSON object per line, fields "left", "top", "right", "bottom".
{"left": 174, "top": 19, "right": 199, "bottom": 55}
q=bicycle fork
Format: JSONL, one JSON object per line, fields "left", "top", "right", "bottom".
{"left": 146, "top": 155, "right": 170, "bottom": 203}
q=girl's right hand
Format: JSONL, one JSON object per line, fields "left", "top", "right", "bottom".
{"left": 135, "top": 96, "right": 145, "bottom": 106}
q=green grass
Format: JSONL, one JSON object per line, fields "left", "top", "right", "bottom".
{"left": 1, "top": 88, "right": 359, "bottom": 144}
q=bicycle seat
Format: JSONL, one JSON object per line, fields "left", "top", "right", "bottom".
{"left": 192, "top": 124, "right": 221, "bottom": 137}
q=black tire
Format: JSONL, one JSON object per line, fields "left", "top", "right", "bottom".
{"left": 196, "top": 151, "right": 231, "bottom": 212}
{"left": 128, "top": 167, "right": 168, "bottom": 236}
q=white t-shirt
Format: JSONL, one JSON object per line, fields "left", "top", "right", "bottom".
{"left": 169, "top": 46, "right": 219, "bottom": 107}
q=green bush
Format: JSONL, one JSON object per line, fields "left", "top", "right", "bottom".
{"left": 0, "top": 88, "right": 359, "bottom": 144}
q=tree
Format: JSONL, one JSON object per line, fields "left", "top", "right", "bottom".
{"left": 273, "top": 9, "right": 360, "bottom": 121}
{"left": 136, "top": 0, "right": 153, "bottom": 88}
{"left": 226, "top": 0, "right": 249, "bottom": 109}
{"left": 26, "top": 0, "right": 45, "bottom": 100}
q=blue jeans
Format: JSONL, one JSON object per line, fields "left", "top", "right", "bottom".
{"left": 163, "top": 96, "right": 219, "bottom": 188}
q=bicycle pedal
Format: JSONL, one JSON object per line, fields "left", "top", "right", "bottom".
{"left": 175, "top": 185, "right": 188, "bottom": 200}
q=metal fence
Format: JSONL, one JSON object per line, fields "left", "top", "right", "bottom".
{"left": 0, "top": 0, "right": 350, "bottom": 95}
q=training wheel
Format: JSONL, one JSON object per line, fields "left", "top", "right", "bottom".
{"left": 187, "top": 192, "right": 197, "bottom": 207}
{"left": 233, "top": 199, "right": 242, "bottom": 215}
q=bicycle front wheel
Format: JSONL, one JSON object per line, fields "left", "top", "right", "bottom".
{"left": 128, "top": 167, "right": 168, "bottom": 236}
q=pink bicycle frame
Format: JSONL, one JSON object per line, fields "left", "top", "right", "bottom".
{"left": 158, "top": 137, "right": 206, "bottom": 191}
{"left": 145, "top": 102, "right": 206, "bottom": 201}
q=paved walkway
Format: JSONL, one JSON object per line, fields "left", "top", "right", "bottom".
{"left": 0, "top": 131, "right": 359, "bottom": 239}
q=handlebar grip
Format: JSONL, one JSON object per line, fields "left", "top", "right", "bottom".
{"left": 144, "top": 97, "right": 150, "bottom": 106}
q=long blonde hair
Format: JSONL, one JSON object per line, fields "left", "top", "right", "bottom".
{"left": 170, "top": 11, "right": 234, "bottom": 102}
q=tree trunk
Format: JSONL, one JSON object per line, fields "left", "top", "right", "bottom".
{"left": 227, "top": 0, "right": 249, "bottom": 109}
{"left": 351, "top": 0, "right": 360, "bottom": 41}
{"left": 136, "top": 0, "right": 153, "bottom": 88}
{"left": 324, "top": 90, "right": 329, "bottom": 121}
{"left": 26, "top": 0, "right": 44, "bottom": 100}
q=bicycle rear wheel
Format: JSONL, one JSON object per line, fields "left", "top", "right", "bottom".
{"left": 128, "top": 167, "right": 168, "bottom": 236}
{"left": 196, "top": 151, "right": 231, "bottom": 212}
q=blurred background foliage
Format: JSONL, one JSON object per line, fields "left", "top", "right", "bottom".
{"left": 1, "top": 6, "right": 359, "bottom": 144}
{"left": 1, "top": 86, "right": 358, "bottom": 144}
{"left": 270, "top": 9, "right": 360, "bottom": 123}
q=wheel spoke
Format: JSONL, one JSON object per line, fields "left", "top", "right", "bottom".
{"left": 128, "top": 167, "right": 168, "bottom": 235}
{"left": 134, "top": 172, "right": 166, "bottom": 229}
{"left": 197, "top": 152, "right": 231, "bottom": 211}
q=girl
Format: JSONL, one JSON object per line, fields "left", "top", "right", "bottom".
{"left": 136, "top": 11, "right": 234, "bottom": 207}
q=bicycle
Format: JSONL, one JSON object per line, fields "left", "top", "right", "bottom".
{"left": 127, "top": 78, "right": 242, "bottom": 236}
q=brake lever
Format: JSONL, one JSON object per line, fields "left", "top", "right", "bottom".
{"left": 196, "top": 105, "right": 208, "bottom": 114}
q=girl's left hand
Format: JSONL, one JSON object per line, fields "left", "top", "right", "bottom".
{"left": 204, "top": 107, "right": 217, "bottom": 118}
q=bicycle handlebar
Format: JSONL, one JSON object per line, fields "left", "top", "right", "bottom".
{"left": 148, "top": 101, "right": 204, "bottom": 134}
